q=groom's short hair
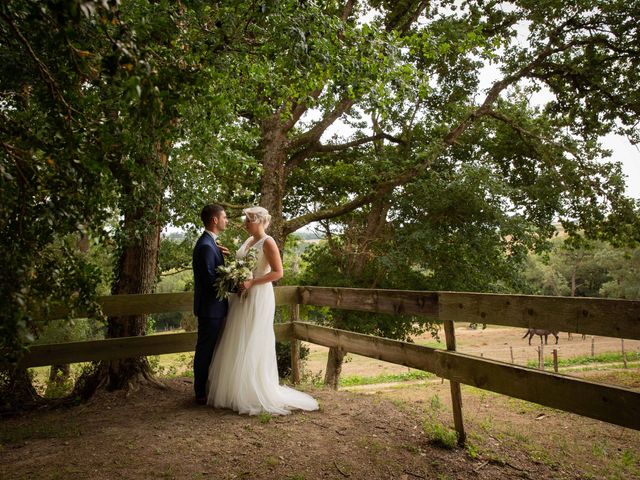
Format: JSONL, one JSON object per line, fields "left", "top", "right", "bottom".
{"left": 201, "top": 203, "right": 224, "bottom": 227}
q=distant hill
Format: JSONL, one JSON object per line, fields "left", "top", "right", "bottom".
{"left": 163, "top": 231, "right": 187, "bottom": 241}
{"left": 294, "top": 230, "right": 324, "bottom": 241}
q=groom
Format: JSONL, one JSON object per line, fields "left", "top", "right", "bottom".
{"left": 192, "top": 203, "right": 229, "bottom": 404}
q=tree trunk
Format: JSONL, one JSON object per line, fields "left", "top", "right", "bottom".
{"left": 324, "top": 346, "right": 347, "bottom": 390}
{"left": 45, "top": 363, "right": 71, "bottom": 397}
{"left": 48, "top": 363, "right": 70, "bottom": 384}
{"left": 75, "top": 146, "right": 168, "bottom": 399}
{"left": 259, "top": 118, "right": 288, "bottom": 250}
{"left": 74, "top": 211, "right": 163, "bottom": 399}
{"left": 352, "top": 196, "right": 390, "bottom": 278}
{"left": 0, "top": 366, "right": 40, "bottom": 413}
{"left": 104, "top": 211, "right": 161, "bottom": 389}
{"left": 322, "top": 201, "right": 390, "bottom": 389}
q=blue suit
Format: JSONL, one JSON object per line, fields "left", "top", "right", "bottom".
{"left": 192, "top": 232, "right": 228, "bottom": 399}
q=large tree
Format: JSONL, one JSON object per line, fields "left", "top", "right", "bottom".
{"left": 0, "top": 0, "right": 257, "bottom": 401}
{"left": 174, "top": 0, "right": 639, "bottom": 248}
{"left": 70, "top": 1, "right": 264, "bottom": 396}
{"left": 264, "top": 0, "right": 639, "bottom": 386}
{"left": 300, "top": 90, "right": 626, "bottom": 386}
{"left": 0, "top": 0, "right": 119, "bottom": 407}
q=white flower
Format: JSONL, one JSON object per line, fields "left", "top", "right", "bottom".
{"left": 214, "top": 249, "right": 258, "bottom": 300}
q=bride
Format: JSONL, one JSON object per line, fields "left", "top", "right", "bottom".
{"left": 206, "top": 206, "right": 319, "bottom": 415}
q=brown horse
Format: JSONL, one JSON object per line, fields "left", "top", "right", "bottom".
{"left": 522, "top": 328, "right": 559, "bottom": 345}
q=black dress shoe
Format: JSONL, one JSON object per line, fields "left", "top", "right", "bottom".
{"left": 195, "top": 397, "right": 207, "bottom": 405}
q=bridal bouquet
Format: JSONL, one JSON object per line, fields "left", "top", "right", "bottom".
{"left": 214, "top": 249, "right": 258, "bottom": 300}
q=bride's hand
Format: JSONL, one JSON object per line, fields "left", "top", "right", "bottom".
{"left": 241, "top": 279, "right": 254, "bottom": 292}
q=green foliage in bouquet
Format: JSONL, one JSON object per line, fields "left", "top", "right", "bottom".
{"left": 214, "top": 249, "right": 258, "bottom": 301}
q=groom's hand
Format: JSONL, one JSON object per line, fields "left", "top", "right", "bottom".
{"left": 216, "top": 242, "right": 231, "bottom": 256}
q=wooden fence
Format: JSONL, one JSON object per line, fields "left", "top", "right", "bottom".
{"left": 21, "top": 286, "right": 640, "bottom": 442}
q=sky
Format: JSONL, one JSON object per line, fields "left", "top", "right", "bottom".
{"left": 601, "top": 133, "right": 640, "bottom": 200}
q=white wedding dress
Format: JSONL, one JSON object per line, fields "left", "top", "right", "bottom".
{"left": 206, "top": 235, "right": 319, "bottom": 415}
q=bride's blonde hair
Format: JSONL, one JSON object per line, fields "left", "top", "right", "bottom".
{"left": 243, "top": 206, "right": 271, "bottom": 229}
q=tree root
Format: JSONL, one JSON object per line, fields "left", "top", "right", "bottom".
{"left": 0, "top": 365, "right": 43, "bottom": 416}
{"left": 123, "top": 372, "right": 166, "bottom": 397}
{"left": 142, "top": 368, "right": 167, "bottom": 390}
{"left": 73, "top": 358, "right": 165, "bottom": 401}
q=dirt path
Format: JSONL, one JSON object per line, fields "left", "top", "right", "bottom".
{"left": 0, "top": 380, "right": 542, "bottom": 480}
{"left": 2, "top": 375, "right": 638, "bottom": 480}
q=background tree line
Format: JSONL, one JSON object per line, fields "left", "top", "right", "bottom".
{"left": 2, "top": 0, "right": 639, "bottom": 409}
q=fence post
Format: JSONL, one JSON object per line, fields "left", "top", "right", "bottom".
{"left": 553, "top": 349, "right": 558, "bottom": 373}
{"left": 443, "top": 320, "right": 466, "bottom": 446}
{"left": 538, "top": 344, "right": 545, "bottom": 370}
{"left": 290, "top": 304, "right": 301, "bottom": 384}
{"left": 622, "top": 339, "right": 628, "bottom": 369}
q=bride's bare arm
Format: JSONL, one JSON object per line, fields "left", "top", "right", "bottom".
{"left": 243, "top": 237, "right": 283, "bottom": 290}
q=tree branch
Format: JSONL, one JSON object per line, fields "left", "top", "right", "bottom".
{"left": 486, "top": 109, "right": 578, "bottom": 155}
{"left": 286, "top": 132, "right": 406, "bottom": 174}
{"left": 0, "top": 10, "right": 74, "bottom": 120}
{"left": 281, "top": 87, "right": 324, "bottom": 133}
{"left": 2, "top": 142, "right": 30, "bottom": 184}
{"left": 160, "top": 267, "right": 191, "bottom": 277}
{"left": 444, "top": 29, "right": 579, "bottom": 146}
{"left": 218, "top": 201, "right": 253, "bottom": 211}
{"left": 384, "top": 0, "right": 429, "bottom": 34}
{"left": 285, "top": 193, "right": 378, "bottom": 235}
{"left": 316, "top": 133, "right": 406, "bottom": 152}
{"left": 284, "top": 172, "right": 412, "bottom": 235}
{"left": 287, "top": 97, "right": 355, "bottom": 152}
{"left": 340, "top": 0, "right": 357, "bottom": 23}
{"left": 285, "top": 27, "right": 582, "bottom": 234}
{"left": 278, "top": 0, "right": 356, "bottom": 134}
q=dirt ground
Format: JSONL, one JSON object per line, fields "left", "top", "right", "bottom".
{"left": 1, "top": 324, "right": 639, "bottom": 480}
{"left": 2, "top": 373, "right": 639, "bottom": 480}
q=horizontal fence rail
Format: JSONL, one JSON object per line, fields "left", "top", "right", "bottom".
{"left": 22, "top": 288, "right": 299, "bottom": 368}
{"left": 298, "top": 286, "right": 439, "bottom": 317}
{"left": 41, "top": 287, "right": 640, "bottom": 340}
{"left": 42, "top": 287, "right": 300, "bottom": 321}
{"left": 438, "top": 292, "right": 640, "bottom": 339}
{"left": 298, "top": 287, "right": 640, "bottom": 340}
{"left": 292, "top": 322, "right": 640, "bottom": 431}
{"left": 21, "top": 324, "right": 292, "bottom": 368}
{"left": 25, "top": 288, "right": 640, "bottom": 368}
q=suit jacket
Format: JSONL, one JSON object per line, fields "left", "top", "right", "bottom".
{"left": 192, "top": 232, "right": 228, "bottom": 318}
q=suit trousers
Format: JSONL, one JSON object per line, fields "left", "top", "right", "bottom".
{"left": 193, "top": 315, "right": 225, "bottom": 399}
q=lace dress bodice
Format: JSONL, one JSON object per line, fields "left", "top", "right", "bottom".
{"left": 237, "top": 235, "right": 272, "bottom": 279}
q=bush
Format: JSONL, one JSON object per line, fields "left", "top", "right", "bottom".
{"left": 149, "top": 311, "right": 182, "bottom": 332}
{"left": 180, "top": 312, "right": 197, "bottom": 332}
{"left": 275, "top": 341, "right": 310, "bottom": 379}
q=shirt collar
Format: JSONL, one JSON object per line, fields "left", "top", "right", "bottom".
{"left": 205, "top": 229, "right": 217, "bottom": 242}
